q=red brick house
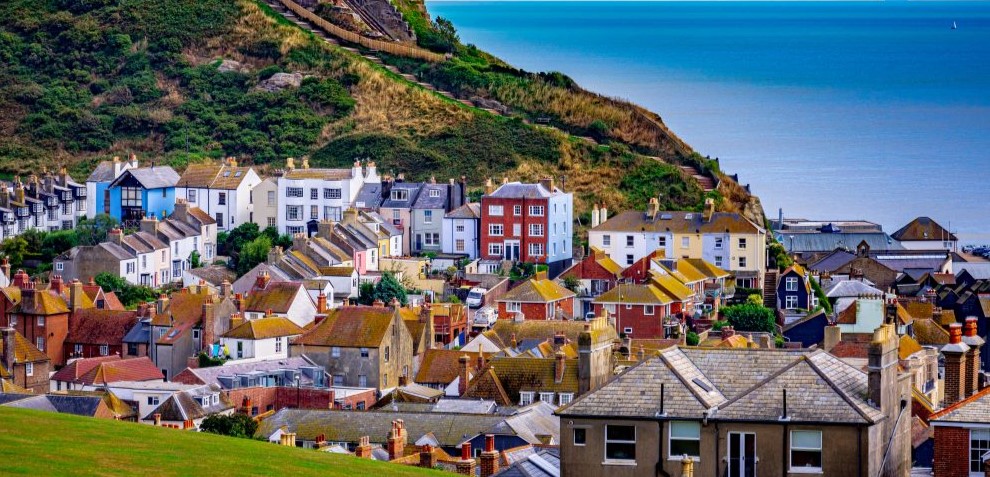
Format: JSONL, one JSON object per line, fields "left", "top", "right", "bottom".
{"left": 559, "top": 246, "right": 623, "bottom": 317}
{"left": 51, "top": 355, "right": 163, "bottom": 391}
{"left": 63, "top": 308, "right": 138, "bottom": 361}
{"left": 2, "top": 274, "right": 88, "bottom": 367}
{"left": 592, "top": 283, "right": 677, "bottom": 339}
{"left": 431, "top": 303, "right": 467, "bottom": 347}
{"left": 931, "top": 319, "right": 988, "bottom": 477}
{"left": 496, "top": 272, "right": 575, "bottom": 321}
{"left": 1, "top": 327, "right": 51, "bottom": 393}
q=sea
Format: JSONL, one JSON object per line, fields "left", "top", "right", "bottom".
{"left": 427, "top": 1, "right": 990, "bottom": 243}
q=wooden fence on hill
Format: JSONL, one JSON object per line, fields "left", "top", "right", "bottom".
{"left": 277, "top": 0, "right": 447, "bottom": 62}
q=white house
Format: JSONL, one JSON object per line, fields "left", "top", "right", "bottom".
{"left": 252, "top": 177, "right": 279, "bottom": 230}
{"left": 891, "top": 216, "right": 958, "bottom": 252}
{"left": 141, "top": 201, "right": 217, "bottom": 280}
{"left": 317, "top": 266, "right": 359, "bottom": 305}
{"left": 276, "top": 158, "right": 380, "bottom": 235}
{"left": 241, "top": 274, "right": 317, "bottom": 327}
{"left": 442, "top": 203, "right": 481, "bottom": 259}
{"left": 175, "top": 158, "right": 262, "bottom": 231}
{"left": 105, "top": 380, "right": 203, "bottom": 420}
{"left": 220, "top": 316, "right": 304, "bottom": 361}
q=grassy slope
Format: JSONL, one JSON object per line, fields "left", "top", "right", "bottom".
{"left": 0, "top": 407, "right": 442, "bottom": 476}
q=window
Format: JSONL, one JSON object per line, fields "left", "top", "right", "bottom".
{"left": 267, "top": 191, "right": 276, "bottom": 206}
{"left": 681, "top": 237, "right": 690, "bottom": 248}
{"left": 737, "top": 238, "right": 748, "bottom": 249}
{"left": 360, "top": 347, "right": 369, "bottom": 358}
{"left": 658, "top": 236, "right": 667, "bottom": 247}
{"left": 324, "top": 206, "right": 342, "bottom": 221}
{"left": 626, "top": 235, "right": 634, "bottom": 247}
{"left": 644, "top": 305, "right": 655, "bottom": 315}
{"left": 559, "top": 393, "right": 574, "bottom": 406}
{"left": 25, "top": 362, "right": 34, "bottom": 377}
{"left": 488, "top": 205, "right": 503, "bottom": 216}
{"left": 528, "top": 205, "right": 544, "bottom": 216}
{"left": 455, "top": 239, "right": 465, "bottom": 252}
{"left": 287, "top": 187, "right": 304, "bottom": 198}
{"left": 714, "top": 237, "right": 723, "bottom": 249}
{"left": 126, "top": 262, "right": 135, "bottom": 274}
{"left": 429, "top": 188, "right": 440, "bottom": 198}
{"left": 310, "top": 205, "right": 319, "bottom": 219}
{"left": 218, "top": 192, "right": 226, "bottom": 205}
{"left": 330, "top": 346, "right": 341, "bottom": 358}
{"left": 333, "top": 375, "right": 344, "bottom": 386}
{"left": 120, "top": 187, "right": 142, "bottom": 208}
{"left": 100, "top": 344, "right": 109, "bottom": 356}
{"left": 192, "top": 329, "right": 200, "bottom": 340}
{"left": 358, "top": 375, "right": 368, "bottom": 387}
{"left": 513, "top": 205, "right": 522, "bottom": 216}
{"left": 37, "top": 316, "right": 45, "bottom": 327}
{"left": 573, "top": 427, "right": 586, "bottom": 446}
{"left": 488, "top": 224, "right": 503, "bottom": 236}
{"left": 786, "top": 277, "right": 798, "bottom": 292}
{"left": 74, "top": 344, "right": 83, "bottom": 354}
{"left": 738, "top": 256, "right": 748, "bottom": 268}
{"left": 383, "top": 374, "right": 388, "bottom": 387}
{"left": 669, "top": 421, "right": 701, "bottom": 458}
{"left": 275, "top": 336, "right": 283, "bottom": 353}
{"left": 424, "top": 210, "right": 433, "bottom": 224}
{"left": 287, "top": 226, "right": 304, "bottom": 235}
{"left": 424, "top": 233, "right": 440, "bottom": 246}
{"left": 506, "top": 302, "right": 521, "bottom": 313}
{"left": 623, "top": 327, "right": 633, "bottom": 335}
{"left": 626, "top": 254, "right": 634, "bottom": 266}
{"left": 603, "top": 235, "right": 611, "bottom": 246}
{"left": 384, "top": 346, "right": 390, "bottom": 362}
{"left": 714, "top": 256, "right": 724, "bottom": 268}
{"left": 455, "top": 223, "right": 465, "bottom": 233}
{"left": 286, "top": 205, "right": 302, "bottom": 221}
{"left": 36, "top": 337, "right": 45, "bottom": 351}
{"left": 391, "top": 189, "right": 409, "bottom": 201}
{"left": 790, "top": 430, "right": 822, "bottom": 472}
{"left": 528, "top": 243, "right": 544, "bottom": 256}
{"left": 310, "top": 188, "right": 319, "bottom": 200}
{"left": 212, "top": 394, "right": 219, "bottom": 405}
{"left": 529, "top": 224, "right": 544, "bottom": 236}
{"left": 539, "top": 392, "right": 554, "bottom": 403}
{"left": 605, "top": 425, "right": 637, "bottom": 461}
{"left": 488, "top": 243, "right": 503, "bottom": 256}
{"left": 147, "top": 396, "right": 160, "bottom": 406}
{"left": 513, "top": 224, "right": 521, "bottom": 236}
{"left": 519, "top": 392, "right": 534, "bottom": 406}
{"left": 324, "top": 188, "right": 341, "bottom": 199}
{"left": 215, "top": 213, "right": 223, "bottom": 226}
{"left": 267, "top": 217, "right": 276, "bottom": 228}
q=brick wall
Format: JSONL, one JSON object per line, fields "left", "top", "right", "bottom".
{"left": 479, "top": 196, "right": 549, "bottom": 263}
{"left": 592, "top": 303, "right": 667, "bottom": 339}
{"left": 63, "top": 343, "right": 123, "bottom": 362}
{"left": 944, "top": 352, "right": 967, "bottom": 406}
{"left": 933, "top": 426, "right": 970, "bottom": 477}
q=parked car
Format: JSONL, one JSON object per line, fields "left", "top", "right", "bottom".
{"left": 465, "top": 287, "right": 487, "bottom": 308}
{"left": 472, "top": 305, "right": 498, "bottom": 328}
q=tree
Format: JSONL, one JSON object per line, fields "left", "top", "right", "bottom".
{"left": 562, "top": 275, "right": 581, "bottom": 293}
{"left": 199, "top": 413, "right": 258, "bottom": 438}
{"left": 75, "top": 214, "right": 119, "bottom": 246}
{"left": 40, "top": 230, "right": 79, "bottom": 262}
{"left": 237, "top": 235, "right": 271, "bottom": 276}
{"left": 430, "top": 17, "right": 460, "bottom": 53}
{"left": 0, "top": 236, "right": 29, "bottom": 270}
{"left": 722, "top": 303, "right": 777, "bottom": 333}
{"left": 94, "top": 272, "right": 157, "bottom": 308}
{"left": 189, "top": 250, "right": 201, "bottom": 269}
{"left": 686, "top": 331, "right": 700, "bottom": 346}
{"left": 358, "top": 281, "right": 376, "bottom": 305}
{"left": 746, "top": 294, "right": 763, "bottom": 306}
{"left": 372, "top": 272, "right": 407, "bottom": 305}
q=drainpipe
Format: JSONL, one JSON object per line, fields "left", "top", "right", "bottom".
{"left": 655, "top": 383, "right": 671, "bottom": 477}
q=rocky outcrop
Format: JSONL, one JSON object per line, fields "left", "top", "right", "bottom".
{"left": 217, "top": 59, "right": 248, "bottom": 73}
{"left": 255, "top": 72, "right": 304, "bottom": 92}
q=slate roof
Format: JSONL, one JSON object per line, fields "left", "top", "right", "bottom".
{"left": 381, "top": 182, "right": 424, "bottom": 208}
{"left": 412, "top": 183, "right": 453, "bottom": 210}
{"left": 446, "top": 203, "right": 481, "bottom": 219}
{"left": 499, "top": 278, "right": 575, "bottom": 304}
{"left": 494, "top": 447, "right": 560, "bottom": 477}
{"left": 243, "top": 281, "right": 309, "bottom": 314}
{"left": 223, "top": 316, "right": 304, "bottom": 340}
{"left": 781, "top": 233, "right": 902, "bottom": 254}
{"left": 593, "top": 210, "right": 762, "bottom": 235}
{"left": 825, "top": 280, "right": 883, "bottom": 299}
{"left": 559, "top": 347, "right": 884, "bottom": 424}
{"left": 46, "top": 391, "right": 136, "bottom": 419}
{"left": 353, "top": 182, "right": 384, "bottom": 209}
{"left": 144, "top": 384, "right": 233, "bottom": 421}
{"left": 86, "top": 161, "right": 117, "bottom": 182}
{"left": 176, "top": 163, "right": 255, "bottom": 189}
{"left": 186, "top": 266, "right": 237, "bottom": 287}
{"left": 931, "top": 387, "right": 990, "bottom": 424}
{"left": 109, "top": 166, "right": 179, "bottom": 189}
{"left": 892, "top": 217, "right": 957, "bottom": 242}
{"left": 293, "top": 306, "right": 396, "bottom": 348}
{"left": 487, "top": 182, "right": 560, "bottom": 199}
{"left": 65, "top": 309, "right": 138, "bottom": 345}
{"left": 98, "top": 242, "right": 135, "bottom": 261}
{"left": 0, "top": 329, "right": 48, "bottom": 364}
{"left": 174, "top": 356, "right": 323, "bottom": 388}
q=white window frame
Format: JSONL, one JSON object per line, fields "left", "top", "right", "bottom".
{"left": 55, "top": 262, "right": 64, "bottom": 271}
{"left": 529, "top": 223, "right": 544, "bottom": 237}
{"left": 786, "top": 277, "right": 798, "bottom": 292}
{"left": 488, "top": 224, "right": 503, "bottom": 236}
{"left": 187, "top": 189, "right": 197, "bottom": 202}
{"left": 513, "top": 205, "right": 522, "bottom": 216}
{"left": 528, "top": 243, "right": 544, "bottom": 257}
{"left": 668, "top": 421, "right": 701, "bottom": 460}
{"left": 519, "top": 391, "right": 534, "bottom": 406}
{"left": 539, "top": 392, "right": 555, "bottom": 403}
{"left": 528, "top": 205, "right": 544, "bottom": 216}
{"left": 286, "top": 187, "right": 303, "bottom": 198}
{"left": 488, "top": 243, "right": 503, "bottom": 256}
{"left": 786, "top": 295, "right": 799, "bottom": 310}
{"left": 25, "top": 362, "right": 34, "bottom": 376}
{"left": 644, "top": 305, "right": 655, "bottom": 316}
{"left": 488, "top": 205, "right": 503, "bottom": 216}
{"left": 605, "top": 425, "right": 637, "bottom": 462}
{"left": 424, "top": 210, "right": 433, "bottom": 224}
{"left": 506, "top": 302, "right": 521, "bottom": 313}
{"left": 429, "top": 189, "right": 440, "bottom": 198}
{"left": 681, "top": 237, "right": 690, "bottom": 248}
{"left": 559, "top": 393, "right": 574, "bottom": 406}
{"left": 602, "top": 235, "right": 611, "bottom": 246}
{"left": 100, "top": 344, "right": 109, "bottom": 356}
{"left": 714, "top": 237, "right": 723, "bottom": 250}
{"left": 626, "top": 235, "right": 634, "bottom": 248}
{"left": 626, "top": 255, "right": 634, "bottom": 266}
{"left": 789, "top": 430, "right": 823, "bottom": 473}
{"left": 286, "top": 205, "right": 302, "bottom": 221}
{"left": 739, "top": 256, "right": 748, "bottom": 268}
{"left": 738, "top": 238, "right": 748, "bottom": 249}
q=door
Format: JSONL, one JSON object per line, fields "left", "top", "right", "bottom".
{"left": 727, "top": 432, "right": 756, "bottom": 477}
{"left": 504, "top": 240, "right": 520, "bottom": 261}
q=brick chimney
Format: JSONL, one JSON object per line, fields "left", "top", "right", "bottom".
{"left": 11, "top": 269, "right": 28, "bottom": 288}
{"left": 479, "top": 434, "right": 499, "bottom": 477}
{"left": 316, "top": 292, "right": 328, "bottom": 314}
{"left": 962, "top": 316, "right": 985, "bottom": 397}
{"left": 107, "top": 228, "right": 123, "bottom": 246}
{"left": 156, "top": 293, "right": 169, "bottom": 315}
{"left": 220, "top": 280, "right": 232, "bottom": 298}
{"left": 1, "top": 327, "right": 15, "bottom": 373}
{"left": 702, "top": 197, "right": 715, "bottom": 223}
{"left": 202, "top": 301, "right": 216, "bottom": 348}
{"left": 477, "top": 352, "right": 486, "bottom": 372}
{"left": 458, "top": 354, "right": 470, "bottom": 396}
{"left": 0, "top": 257, "right": 9, "bottom": 281}
{"left": 538, "top": 176, "right": 555, "bottom": 193}
{"left": 456, "top": 442, "right": 476, "bottom": 476}
{"left": 419, "top": 444, "right": 437, "bottom": 468}
{"left": 387, "top": 420, "right": 407, "bottom": 460}
{"left": 942, "top": 323, "right": 970, "bottom": 406}
{"left": 721, "top": 326, "right": 735, "bottom": 340}
{"left": 554, "top": 350, "right": 566, "bottom": 384}
{"left": 824, "top": 324, "right": 841, "bottom": 352}
{"left": 140, "top": 215, "right": 158, "bottom": 236}
{"left": 50, "top": 275, "right": 64, "bottom": 296}
{"left": 484, "top": 178, "right": 494, "bottom": 196}
{"left": 354, "top": 436, "right": 373, "bottom": 459}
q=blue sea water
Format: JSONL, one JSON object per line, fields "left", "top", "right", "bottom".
{"left": 427, "top": 1, "right": 990, "bottom": 241}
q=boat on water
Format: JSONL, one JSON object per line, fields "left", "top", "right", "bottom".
{"left": 952, "top": 21, "right": 958, "bottom": 30}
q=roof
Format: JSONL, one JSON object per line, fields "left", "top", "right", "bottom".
{"left": 243, "top": 281, "right": 309, "bottom": 314}
{"left": 559, "top": 347, "right": 884, "bottom": 424}
{"left": 223, "top": 316, "right": 304, "bottom": 340}
{"left": 493, "top": 448, "right": 560, "bottom": 477}
{"left": 65, "top": 309, "right": 138, "bottom": 345}
{"left": 487, "top": 182, "right": 562, "bottom": 199}
{"left": 499, "top": 277, "right": 575, "bottom": 304}
{"left": 593, "top": 210, "right": 762, "bottom": 235}
{"left": 445, "top": 203, "right": 481, "bottom": 219}
{"left": 931, "top": 387, "right": 990, "bottom": 424}
{"left": 144, "top": 384, "right": 233, "bottom": 421}
{"left": 174, "top": 356, "right": 323, "bottom": 388}
{"left": 13, "top": 289, "right": 69, "bottom": 315}
{"left": 293, "top": 306, "right": 397, "bottom": 348}
{"left": 781, "top": 233, "right": 902, "bottom": 254}
{"left": 353, "top": 183, "right": 383, "bottom": 209}
{"left": 45, "top": 391, "right": 136, "bottom": 419}
{"left": 415, "top": 349, "right": 492, "bottom": 385}
{"left": 824, "top": 280, "right": 883, "bottom": 298}
{"left": 892, "top": 217, "right": 957, "bottom": 242}
{"left": 109, "top": 166, "right": 179, "bottom": 189}
{"left": 86, "top": 161, "right": 117, "bottom": 182}
{"left": 0, "top": 329, "right": 49, "bottom": 364}
{"left": 176, "top": 163, "right": 256, "bottom": 189}
{"left": 899, "top": 335, "right": 924, "bottom": 360}
{"left": 594, "top": 283, "right": 674, "bottom": 305}
{"left": 67, "top": 357, "right": 163, "bottom": 385}
{"left": 283, "top": 168, "right": 353, "bottom": 181}
{"left": 480, "top": 320, "right": 616, "bottom": 352}
{"left": 411, "top": 183, "right": 453, "bottom": 210}
{"left": 462, "top": 356, "right": 579, "bottom": 406}
{"left": 186, "top": 266, "right": 236, "bottom": 287}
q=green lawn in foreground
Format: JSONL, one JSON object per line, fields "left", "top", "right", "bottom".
{"left": 0, "top": 407, "right": 446, "bottom": 476}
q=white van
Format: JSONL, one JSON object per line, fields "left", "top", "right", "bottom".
{"left": 465, "top": 287, "right": 487, "bottom": 308}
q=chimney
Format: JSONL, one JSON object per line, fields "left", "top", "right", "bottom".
{"left": 107, "top": 228, "right": 123, "bottom": 246}
{"left": 459, "top": 176, "right": 467, "bottom": 207}
{"left": 220, "top": 280, "right": 232, "bottom": 298}
{"left": 317, "top": 220, "right": 334, "bottom": 240}
{"left": 129, "top": 153, "right": 139, "bottom": 169}
{"left": 13, "top": 177, "right": 24, "bottom": 204}
{"left": 301, "top": 156, "right": 310, "bottom": 169}
{"left": 538, "top": 176, "right": 555, "bottom": 193}
{"left": 367, "top": 162, "right": 378, "bottom": 180}
{"left": 267, "top": 246, "right": 284, "bottom": 265}
{"left": 156, "top": 293, "right": 169, "bottom": 315}
{"left": 387, "top": 420, "right": 407, "bottom": 460}
{"left": 11, "top": 270, "right": 28, "bottom": 288}
{"left": 316, "top": 292, "right": 328, "bottom": 314}
{"left": 50, "top": 275, "right": 64, "bottom": 296}
{"left": 646, "top": 198, "right": 659, "bottom": 220}
{"left": 0, "top": 257, "right": 9, "bottom": 281}
{"left": 419, "top": 444, "right": 437, "bottom": 468}
{"left": 554, "top": 350, "right": 566, "bottom": 384}
{"left": 230, "top": 312, "right": 244, "bottom": 330}
{"left": 721, "top": 326, "right": 734, "bottom": 340}
{"left": 510, "top": 333, "right": 517, "bottom": 350}
{"left": 703, "top": 197, "right": 715, "bottom": 222}
{"left": 477, "top": 352, "right": 486, "bottom": 372}
{"left": 458, "top": 354, "right": 470, "bottom": 396}
{"left": 140, "top": 215, "right": 158, "bottom": 236}
{"left": 479, "top": 434, "right": 499, "bottom": 477}
{"left": 824, "top": 324, "right": 841, "bottom": 352}
{"left": 962, "top": 316, "right": 984, "bottom": 397}
{"left": 599, "top": 203, "right": 608, "bottom": 223}
{"left": 355, "top": 436, "right": 373, "bottom": 458}
{"left": 173, "top": 199, "right": 189, "bottom": 222}
{"left": 285, "top": 157, "right": 295, "bottom": 170}
{"left": 202, "top": 301, "right": 216, "bottom": 347}
{"left": 591, "top": 204, "right": 601, "bottom": 228}
{"left": 484, "top": 178, "right": 494, "bottom": 195}
{"left": 254, "top": 270, "right": 271, "bottom": 290}
{"left": 681, "top": 455, "right": 695, "bottom": 477}
{"left": 1, "top": 328, "right": 15, "bottom": 372}
{"left": 352, "top": 161, "right": 361, "bottom": 179}
{"left": 153, "top": 413, "right": 162, "bottom": 426}
{"left": 943, "top": 323, "right": 970, "bottom": 406}
{"left": 456, "top": 442, "right": 476, "bottom": 476}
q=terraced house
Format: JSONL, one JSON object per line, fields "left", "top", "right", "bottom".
{"left": 276, "top": 158, "right": 380, "bottom": 235}
{"left": 175, "top": 158, "right": 262, "bottom": 231}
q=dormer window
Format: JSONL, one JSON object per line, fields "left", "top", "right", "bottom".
{"left": 429, "top": 189, "right": 440, "bottom": 198}
{"left": 391, "top": 189, "right": 409, "bottom": 201}
{"left": 519, "top": 391, "right": 534, "bottom": 406}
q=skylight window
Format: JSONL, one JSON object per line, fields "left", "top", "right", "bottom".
{"left": 692, "top": 378, "right": 713, "bottom": 393}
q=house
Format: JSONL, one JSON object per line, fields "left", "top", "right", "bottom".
{"left": 618, "top": 253, "right": 728, "bottom": 318}
{"left": 85, "top": 155, "right": 137, "bottom": 219}
{"left": 181, "top": 265, "right": 237, "bottom": 293}
{"left": 23, "top": 169, "right": 87, "bottom": 232}
{"left": 352, "top": 181, "right": 385, "bottom": 211}
{"left": 496, "top": 271, "right": 576, "bottom": 321}
{"left": 593, "top": 283, "right": 679, "bottom": 340}
{"left": 148, "top": 285, "right": 238, "bottom": 380}
{"left": 174, "top": 158, "right": 262, "bottom": 231}
{"left": 172, "top": 356, "right": 329, "bottom": 389}
{"left": 588, "top": 198, "right": 767, "bottom": 289}
{"left": 410, "top": 178, "right": 465, "bottom": 255}
{"left": 251, "top": 177, "right": 279, "bottom": 230}
{"left": 479, "top": 178, "right": 573, "bottom": 278}
{"left": 0, "top": 327, "right": 51, "bottom": 393}
{"left": 0, "top": 390, "right": 137, "bottom": 421}
{"left": 106, "top": 164, "right": 179, "bottom": 223}
{"left": 275, "top": 158, "right": 380, "bottom": 235}
{"left": 379, "top": 178, "right": 424, "bottom": 256}
{"left": 560, "top": 246, "right": 623, "bottom": 317}
{"left": 556, "top": 320, "right": 912, "bottom": 477}
{"left": 51, "top": 356, "right": 164, "bottom": 391}
{"left": 893, "top": 216, "right": 958, "bottom": 252}
{"left": 442, "top": 203, "right": 481, "bottom": 259}
{"left": 241, "top": 275, "right": 317, "bottom": 327}
{"left": 54, "top": 228, "right": 171, "bottom": 287}
{"left": 3, "top": 275, "right": 76, "bottom": 366}
{"left": 291, "top": 305, "right": 415, "bottom": 391}
{"left": 220, "top": 315, "right": 304, "bottom": 361}
{"left": 63, "top": 308, "right": 138, "bottom": 361}
{"left": 776, "top": 264, "right": 814, "bottom": 311}
{"left": 338, "top": 209, "right": 383, "bottom": 272}
{"left": 142, "top": 384, "right": 235, "bottom": 429}
{"left": 414, "top": 349, "right": 493, "bottom": 395}
{"left": 104, "top": 380, "right": 204, "bottom": 420}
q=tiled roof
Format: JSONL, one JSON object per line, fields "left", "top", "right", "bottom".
{"left": 649, "top": 274, "right": 694, "bottom": 301}
{"left": 463, "top": 356, "right": 579, "bottom": 406}
{"left": 809, "top": 250, "right": 857, "bottom": 273}
{"left": 593, "top": 210, "right": 762, "bottom": 235}
{"left": 0, "top": 329, "right": 48, "bottom": 364}
{"left": 243, "top": 281, "right": 308, "bottom": 314}
{"left": 283, "top": 168, "right": 352, "bottom": 180}
{"left": 487, "top": 182, "right": 560, "bottom": 199}
{"left": 51, "top": 355, "right": 120, "bottom": 383}
{"left": 594, "top": 283, "right": 674, "bottom": 305}
{"left": 445, "top": 203, "right": 481, "bottom": 219}
{"left": 223, "top": 316, "right": 304, "bottom": 340}
{"left": 47, "top": 391, "right": 137, "bottom": 419}
{"left": 65, "top": 309, "right": 138, "bottom": 345}
{"left": 176, "top": 163, "right": 256, "bottom": 189}
{"left": 495, "top": 448, "right": 560, "bottom": 477}
{"left": 77, "top": 357, "right": 164, "bottom": 385}
{"left": 913, "top": 318, "right": 950, "bottom": 346}
{"left": 13, "top": 289, "right": 69, "bottom": 315}
{"left": 185, "top": 206, "right": 216, "bottom": 225}
{"left": 836, "top": 302, "right": 859, "bottom": 324}
{"left": 293, "top": 306, "right": 396, "bottom": 348}
{"left": 186, "top": 266, "right": 237, "bottom": 287}
{"left": 931, "top": 387, "right": 990, "bottom": 424}
{"left": 499, "top": 278, "right": 575, "bottom": 304}
{"left": 150, "top": 289, "right": 216, "bottom": 327}
{"left": 86, "top": 161, "right": 116, "bottom": 182}
{"left": 411, "top": 183, "right": 453, "bottom": 210}
{"left": 681, "top": 258, "right": 730, "bottom": 280}
{"left": 144, "top": 384, "right": 233, "bottom": 421}
{"left": 481, "top": 320, "right": 616, "bottom": 352}
{"left": 318, "top": 266, "right": 356, "bottom": 277}
{"left": 415, "top": 349, "right": 491, "bottom": 385}
{"left": 892, "top": 217, "right": 957, "bottom": 242}
{"left": 899, "top": 335, "right": 923, "bottom": 360}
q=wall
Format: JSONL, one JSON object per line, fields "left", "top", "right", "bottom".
{"left": 442, "top": 216, "right": 479, "bottom": 259}
{"left": 932, "top": 425, "right": 969, "bottom": 477}
{"left": 592, "top": 302, "right": 668, "bottom": 339}
{"left": 252, "top": 179, "right": 278, "bottom": 229}
{"left": 410, "top": 208, "right": 443, "bottom": 254}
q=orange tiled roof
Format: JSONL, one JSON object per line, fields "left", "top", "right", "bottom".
{"left": 499, "top": 277, "right": 575, "bottom": 304}
{"left": 66, "top": 309, "right": 138, "bottom": 345}
{"left": 0, "top": 329, "right": 48, "bottom": 364}
{"left": 415, "top": 349, "right": 491, "bottom": 385}
{"left": 899, "top": 335, "right": 924, "bottom": 360}
{"left": 223, "top": 316, "right": 304, "bottom": 340}
{"left": 463, "top": 356, "right": 579, "bottom": 406}
{"left": 13, "top": 289, "right": 69, "bottom": 315}
{"left": 51, "top": 355, "right": 120, "bottom": 383}
{"left": 76, "top": 356, "right": 164, "bottom": 385}
{"left": 243, "top": 281, "right": 308, "bottom": 314}
{"left": 293, "top": 306, "right": 396, "bottom": 348}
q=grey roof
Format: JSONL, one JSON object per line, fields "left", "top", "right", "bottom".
{"left": 824, "top": 280, "right": 883, "bottom": 298}
{"left": 98, "top": 242, "right": 136, "bottom": 261}
{"left": 109, "top": 166, "right": 179, "bottom": 189}
{"left": 932, "top": 390, "right": 990, "bottom": 424}
{"left": 381, "top": 182, "right": 423, "bottom": 208}
{"left": 446, "top": 203, "right": 481, "bottom": 220}
{"left": 779, "top": 233, "right": 902, "bottom": 254}
{"left": 873, "top": 254, "right": 949, "bottom": 274}
{"left": 46, "top": 395, "right": 104, "bottom": 417}
{"left": 494, "top": 448, "right": 560, "bottom": 477}
{"left": 87, "top": 161, "right": 116, "bottom": 182}
{"left": 412, "top": 183, "right": 454, "bottom": 210}
{"left": 558, "top": 347, "right": 884, "bottom": 424}
{"left": 353, "top": 183, "right": 384, "bottom": 209}
{"left": 143, "top": 384, "right": 233, "bottom": 421}
{"left": 187, "top": 266, "right": 237, "bottom": 286}
{"left": 181, "top": 357, "right": 325, "bottom": 389}
{"left": 809, "top": 250, "right": 857, "bottom": 273}
{"left": 503, "top": 402, "right": 559, "bottom": 445}
{"left": 0, "top": 394, "right": 57, "bottom": 412}
{"left": 122, "top": 319, "right": 151, "bottom": 344}
{"left": 488, "top": 182, "right": 558, "bottom": 199}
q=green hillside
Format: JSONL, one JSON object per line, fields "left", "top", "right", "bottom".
{"left": 0, "top": 0, "right": 756, "bottom": 217}
{"left": 0, "top": 407, "right": 443, "bottom": 476}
